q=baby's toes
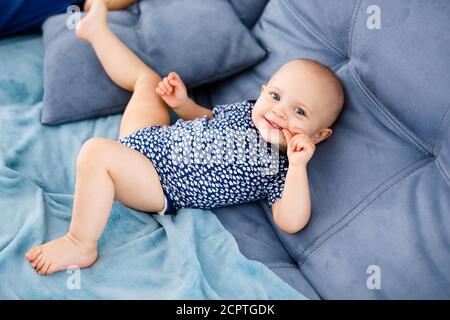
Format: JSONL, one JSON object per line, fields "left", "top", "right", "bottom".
{"left": 36, "top": 259, "right": 47, "bottom": 274}
{"left": 31, "top": 255, "right": 43, "bottom": 268}
{"left": 25, "top": 246, "right": 42, "bottom": 261}
{"left": 46, "top": 264, "right": 56, "bottom": 276}
{"left": 38, "top": 261, "right": 51, "bottom": 275}
{"left": 35, "top": 257, "right": 47, "bottom": 270}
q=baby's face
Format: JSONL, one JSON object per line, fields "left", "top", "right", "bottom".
{"left": 252, "top": 60, "right": 343, "bottom": 152}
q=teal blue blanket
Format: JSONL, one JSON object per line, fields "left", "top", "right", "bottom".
{"left": 0, "top": 35, "right": 305, "bottom": 299}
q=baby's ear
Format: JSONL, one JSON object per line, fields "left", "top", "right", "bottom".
{"left": 260, "top": 84, "right": 266, "bottom": 93}
{"left": 312, "top": 128, "right": 333, "bottom": 144}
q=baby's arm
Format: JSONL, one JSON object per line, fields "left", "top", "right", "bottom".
{"left": 271, "top": 130, "right": 316, "bottom": 234}
{"left": 156, "top": 72, "right": 213, "bottom": 121}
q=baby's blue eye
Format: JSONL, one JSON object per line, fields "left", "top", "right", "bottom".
{"left": 294, "top": 107, "right": 305, "bottom": 116}
{"left": 270, "top": 92, "right": 280, "bottom": 101}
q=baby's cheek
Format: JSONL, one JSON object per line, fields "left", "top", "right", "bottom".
{"left": 288, "top": 123, "right": 310, "bottom": 137}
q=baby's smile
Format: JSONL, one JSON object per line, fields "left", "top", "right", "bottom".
{"left": 264, "top": 116, "right": 282, "bottom": 130}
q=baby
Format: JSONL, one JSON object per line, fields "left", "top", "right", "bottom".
{"left": 25, "top": 0, "right": 344, "bottom": 275}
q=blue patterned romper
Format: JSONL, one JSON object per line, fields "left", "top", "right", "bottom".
{"left": 118, "top": 99, "right": 289, "bottom": 215}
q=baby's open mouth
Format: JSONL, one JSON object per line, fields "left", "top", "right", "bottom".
{"left": 264, "top": 117, "right": 281, "bottom": 131}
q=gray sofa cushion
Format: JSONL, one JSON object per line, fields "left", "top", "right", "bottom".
{"left": 211, "top": 0, "right": 450, "bottom": 299}
{"left": 41, "top": 0, "right": 266, "bottom": 125}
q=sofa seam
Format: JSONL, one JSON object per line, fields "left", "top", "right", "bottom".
{"left": 347, "top": 0, "right": 363, "bottom": 58}
{"left": 435, "top": 160, "right": 450, "bottom": 190}
{"left": 330, "top": 59, "right": 349, "bottom": 73}
{"left": 234, "top": 229, "right": 296, "bottom": 255}
{"left": 433, "top": 103, "right": 450, "bottom": 188}
{"left": 297, "top": 156, "right": 433, "bottom": 265}
{"left": 432, "top": 102, "right": 450, "bottom": 156}
{"left": 348, "top": 66, "right": 432, "bottom": 156}
{"left": 280, "top": 0, "right": 347, "bottom": 59}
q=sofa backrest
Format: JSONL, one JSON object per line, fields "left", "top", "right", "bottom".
{"left": 203, "top": 0, "right": 450, "bottom": 298}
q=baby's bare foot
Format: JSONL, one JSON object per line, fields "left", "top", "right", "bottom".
{"left": 25, "top": 234, "right": 97, "bottom": 275}
{"left": 76, "top": 0, "right": 108, "bottom": 41}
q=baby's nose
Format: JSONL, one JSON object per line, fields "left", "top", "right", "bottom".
{"left": 272, "top": 106, "right": 287, "bottom": 119}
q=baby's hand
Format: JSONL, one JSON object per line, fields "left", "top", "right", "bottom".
{"left": 282, "top": 129, "right": 316, "bottom": 167}
{"left": 155, "top": 72, "right": 188, "bottom": 109}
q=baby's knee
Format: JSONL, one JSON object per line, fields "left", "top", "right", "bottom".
{"left": 76, "top": 137, "right": 110, "bottom": 170}
{"left": 136, "top": 72, "right": 160, "bottom": 89}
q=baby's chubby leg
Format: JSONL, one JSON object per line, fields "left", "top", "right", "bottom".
{"left": 25, "top": 138, "right": 166, "bottom": 275}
